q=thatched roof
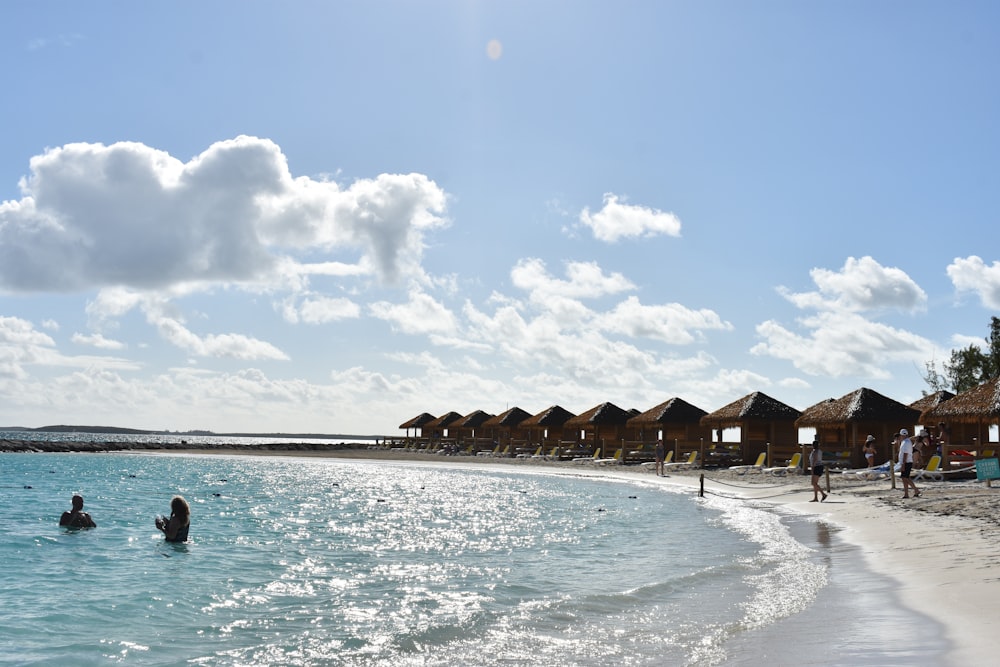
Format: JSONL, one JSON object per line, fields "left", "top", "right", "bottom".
{"left": 564, "top": 402, "right": 632, "bottom": 427}
{"left": 521, "top": 405, "right": 576, "bottom": 428}
{"left": 457, "top": 410, "right": 494, "bottom": 428}
{"left": 627, "top": 397, "right": 708, "bottom": 426}
{"left": 399, "top": 412, "right": 436, "bottom": 429}
{"left": 482, "top": 406, "right": 532, "bottom": 429}
{"left": 423, "top": 411, "right": 464, "bottom": 430}
{"left": 795, "top": 387, "right": 919, "bottom": 428}
{"left": 908, "top": 390, "right": 955, "bottom": 423}
{"left": 700, "top": 392, "right": 800, "bottom": 428}
{"left": 924, "top": 377, "right": 1000, "bottom": 424}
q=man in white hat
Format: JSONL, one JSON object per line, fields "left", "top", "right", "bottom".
{"left": 897, "top": 428, "right": 920, "bottom": 498}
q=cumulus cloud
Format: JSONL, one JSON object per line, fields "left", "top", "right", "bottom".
{"left": 71, "top": 332, "right": 126, "bottom": 350}
{"left": 0, "top": 136, "right": 448, "bottom": 293}
{"left": 0, "top": 316, "right": 139, "bottom": 380}
{"left": 598, "top": 296, "right": 732, "bottom": 344}
{"left": 947, "top": 255, "right": 1000, "bottom": 309}
{"left": 295, "top": 296, "right": 361, "bottom": 324}
{"left": 579, "top": 193, "right": 682, "bottom": 242}
{"left": 369, "top": 288, "right": 458, "bottom": 335}
{"left": 779, "top": 256, "right": 926, "bottom": 313}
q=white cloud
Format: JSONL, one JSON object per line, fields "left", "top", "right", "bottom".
{"left": 296, "top": 296, "right": 361, "bottom": 324}
{"left": 0, "top": 316, "right": 139, "bottom": 381}
{"left": 71, "top": 332, "right": 126, "bottom": 350}
{"left": 947, "top": 255, "right": 1000, "bottom": 309}
{"left": 780, "top": 256, "right": 926, "bottom": 313}
{"left": 0, "top": 136, "right": 449, "bottom": 292}
{"left": 598, "top": 296, "right": 732, "bottom": 344}
{"left": 751, "top": 311, "right": 936, "bottom": 379}
{"left": 579, "top": 193, "right": 682, "bottom": 242}
{"left": 369, "top": 288, "right": 458, "bottom": 335}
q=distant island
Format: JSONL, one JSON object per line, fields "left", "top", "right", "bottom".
{"left": 0, "top": 424, "right": 380, "bottom": 440}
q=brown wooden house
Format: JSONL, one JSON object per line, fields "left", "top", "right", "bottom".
{"left": 700, "top": 392, "right": 801, "bottom": 466}
{"left": 481, "top": 407, "right": 533, "bottom": 453}
{"left": 520, "top": 405, "right": 576, "bottom": 452}
{"left": 452, "top": 410, "right": 495, "bottom": 445}
{"left": 796, "top": 387, "right": 920, "bottom": 469}
{"left": 564, "top": 402, "right": 632, "bottom": 458}
{"left": 923, "top": 377, "right": 1000, "bottom": 466}
{"left": 398, "top": 412, "right": 436, "bottom": 442}
{"left": 627, "top": 398, "right": 712, "bottom": 460}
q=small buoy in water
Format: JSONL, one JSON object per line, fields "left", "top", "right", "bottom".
{"left": 129, "top": 474, "right": 137, "bottom": 478}
{"left": 212, "top": 493, "right": 222, "bottom": 497}
{"left": 24, "top": 485, "right": 32, "bottom": 489}
{"left": 219, "top": 479, "right": 228, "bottom": 482}
{"left": 596, "top": 508, "right": 605, "bottom": 512}
{"left": 628, "top": 495, "right": 637, "bottom": 499}
{"left": 377, "top": 499, "right": 386, "bottom": 503}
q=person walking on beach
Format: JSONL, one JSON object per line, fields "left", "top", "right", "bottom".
{"left": 898, "top": 429, "right": 921, "bottom": 499}
{"left": 654, "top": 439, "right": 666, "bottom": 476}
{"left": 863, "top": 435, "right": 877, "bottom": 468}
{"left": 155, "top": 495, "right": 191, "bottom": 542}
{"left": 810, "top": 439, "right": 827, "bottom": 502}
{"left": 60, "top": 494, "right": 97, "bottom": 528}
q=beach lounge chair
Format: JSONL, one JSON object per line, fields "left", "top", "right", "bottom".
{"left": 572, "top": 448, "right": 601, "bottom": 464}
{"left": 663, "top": 451, "right": 698, "bottom": 471}
{"left": 763, "top": 452, "right": 802, "bottom": 476}
{"left": 729, "top": 452, "right": 766, "bottom": 475}
{"left": 913, "top": 455, "right": 943, "bottom": 482}
{"left": 594, "top": 449, "right": 623, "bottom": 466}
{"left": 641, "top": 450, "right": 674, "bottom": 469}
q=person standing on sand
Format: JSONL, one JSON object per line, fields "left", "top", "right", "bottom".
{"left": 898, "top": 429, "right": 921, "bottom": 499}
{"left": 60, "top": 494, "right": 97, "bottom": 528}
{"left": 654, "top": 439, "right": 666, "bottom": 476}
{"left": 864, "top": 435, "right": 877, "bottom": 468}
{"left": 810, "top": 439, "right": 827, "bottom": 502}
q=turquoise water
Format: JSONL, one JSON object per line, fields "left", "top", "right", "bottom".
{"left": 1, "top": 453, "right": 945, "bottom": 665}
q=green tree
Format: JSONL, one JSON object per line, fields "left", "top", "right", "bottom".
{"left": 937, "top": 316, "right": 1000, "bottom": 393}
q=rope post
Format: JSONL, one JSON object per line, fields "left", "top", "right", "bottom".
{"left": 825, "top": 466, "right": 830, "bottom": 493}
{"left": 699, "top": 473, "right": 704, "bottom": 498}
{"left": 890, "top": 437, "right": 897, "bottom": 490}
{"left": 766, "top": 442, "right": 772, "bottom": 468}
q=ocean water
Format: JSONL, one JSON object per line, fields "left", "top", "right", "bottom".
{"left": 1, "top": 453, "right": 947, "bottom": 666}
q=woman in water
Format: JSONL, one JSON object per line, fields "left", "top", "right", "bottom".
{"left": 155, "top": 495, "right": 190, "bottom": 542}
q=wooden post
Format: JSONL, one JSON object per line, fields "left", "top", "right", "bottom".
{"left": 699, "top": 438, "right": 705, "bottom": 468}
{"left": 890, "top": 436, "right": 897, "bottom": 490}
{"left": 825, "top": 466, "right": 830, "bottom": 493}
{"left": 766, "top": 441, "right": 772, "bottom": 468}
{"left": 699, "top": 473, "right": 704, "bottom": 498}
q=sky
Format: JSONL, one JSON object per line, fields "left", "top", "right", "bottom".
{"left": 2, "top": 2, "right": 999, "bottom": 436}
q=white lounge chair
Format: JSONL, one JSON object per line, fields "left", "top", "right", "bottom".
{"left": 729, "top": 452, "right": 766, "bottom": 475}
{"left": 663, "top": 451, "right": 698, "bottom": 471}
{"left": 763, "top": 452, "right": 802, "bottom": 476}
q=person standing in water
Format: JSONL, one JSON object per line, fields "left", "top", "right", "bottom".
{"left": 155, "top": 495, "right": 190, "bottom": 542}
{"left": 60, "top": 494, "right": 97, "bottom": 528}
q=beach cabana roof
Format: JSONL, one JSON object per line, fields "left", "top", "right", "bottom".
{"left": 923, "top": 377, "right": 1000, "bottom": 424}
{"left": 521, "top": 405, "right": 576, "bottom": 428}
{"left": 564, "top": 402, "right": 631, "bottom": 427}
{"left": 700, "top": 391, "right": 800, "bottom": 428}
{"left": 627, "top": 397, "right": 708, "bottom": 427}
{"left": 908, "top": 390, "right": 956, "bottom": 424}
{"left": 399, "top": 412, "right": 436, "bottom": 429}
{"left": 482, "top": 406, "right": 532, "bottom": 429}
{"left": 458, "top": 410, "right": 495, "bottom": 428}
{"left": 423, "top": 411, "right": 464, "bottom": 430}
{"left": 795, "top": 387, "right": 919, "bottom": 428}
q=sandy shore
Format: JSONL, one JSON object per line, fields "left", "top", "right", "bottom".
{"left": 8, "top": 441, "right": 997, "bottom": 665}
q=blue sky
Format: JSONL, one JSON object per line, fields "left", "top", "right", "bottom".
{"left": 2, "top": 2, "right": 999, "bottom": 435}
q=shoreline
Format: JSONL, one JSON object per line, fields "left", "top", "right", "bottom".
{"left": 9, "top": 443, "right": 998, "bottom": 665}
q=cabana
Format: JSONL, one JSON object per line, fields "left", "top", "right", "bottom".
{"left": 398, "top": 412, "right": 436, "bottom": 447}
{"left": 796, "top": 387, "right": 920, "bottom": 469}
{"left": 421, "top": 411, "right": 464, "bottom": 449}
{"left": 564, "top": 402, "right": 632, "bottom": 459}
{"left": 480, "top": 407, "right": 533, "bottom": 455}
{"left": 700, "top": 392, "right": 801, "bottom": 467}
{"left": 626, "top": 398, "right": 712, "bottom": 463}
{"left": 520, "top": 405, "right": 576, "bottom": 455}
{"left": 923, "top": 377, "right": 1000, "bottom": 467}
{"left": 452, "top": 410, "right": 495, "bottom": 448}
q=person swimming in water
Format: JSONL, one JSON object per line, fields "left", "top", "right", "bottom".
{"left": 59, "top": 494, "right": 97, "bottom": 528}
{"left": 155, "top": 495, "right": 190, "bottom": 542}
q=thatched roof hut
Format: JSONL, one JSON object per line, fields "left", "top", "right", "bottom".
{"left": 700, "top": 392, "right": 801, "bottom": 464}
{"left": 452, "top": 410, "right": 495, "bottom": 441}
{"left": 399, "top": 412, "right": 436, "bottom": 430}
{"left": 796, "top": 388, "right": 920, "bottom": 466}
{"left": 480, "top": 407, "right": 532, "bottom": 446}
{"left": 627, "top": 397, "right": 712, "bottom": 445}
{"left": 564, "top": 402, "right": 632, "bottom": 456}
{"left": 908, "top": 390, "right": 955, "bottom": 425}
{"left": 422, "top": 411, "right": 464, "bottom": 437}
{"left": 923, "top": 377, "right": 1000, "bottom": 450}
{"left": 520, "top": 405, "right": 576, "bottom": 446}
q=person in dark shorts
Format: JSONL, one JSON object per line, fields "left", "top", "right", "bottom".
{"left": 898, "top": 429, "right": 921, "bottom": 499}
{"left": 654, "top": 439, "right": 666, "bottom": 476}
{"left": 60, "top": 494, "right": 97, "bottom": 528}
{"left": 810, "top": 439, "right": 827, "bottom": 502}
